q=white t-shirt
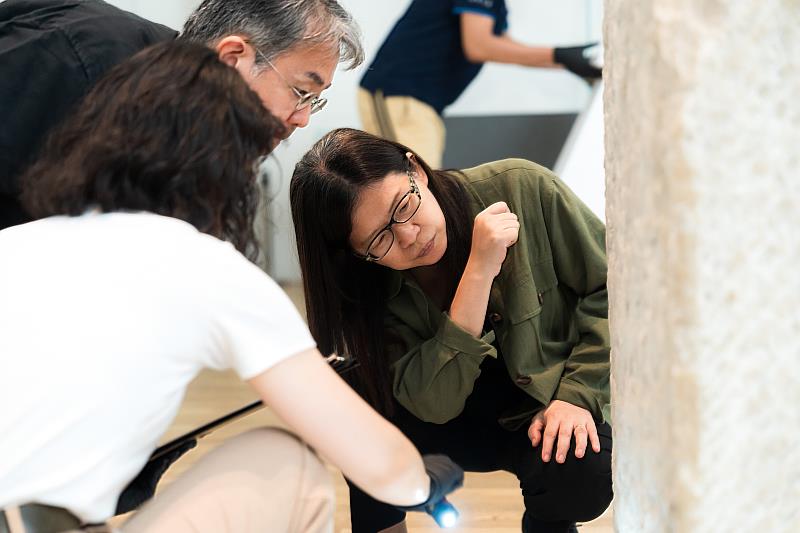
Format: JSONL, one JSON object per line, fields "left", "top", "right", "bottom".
{"left": 0, "top": 212, "right": 316, "bottom": 522}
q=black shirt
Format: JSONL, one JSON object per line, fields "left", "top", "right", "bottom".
{"left": 360, "top": 0, "right": 507, "bottom": 115}
{"left": 0, "top": 0, "right": 176, "bottom": 229}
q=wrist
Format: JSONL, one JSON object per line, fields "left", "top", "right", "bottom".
{"left": 463, "top": 257, "right": 497, "bottom": 283}
{"left": 415, "top": 479, "right": 431, "bottom": 506}
{"left": 553, "top": 46, "right": 568, "bottom": 66}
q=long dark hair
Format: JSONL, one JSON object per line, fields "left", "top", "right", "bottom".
{"left": 22, "top": 41, "right": 282, "bottom": 256}
{"left": 291, "top": 128, "right": 473, "bottom": 414}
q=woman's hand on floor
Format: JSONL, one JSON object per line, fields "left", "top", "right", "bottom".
{"left": 527, "top": 400, "right": 600, "bottom": 464}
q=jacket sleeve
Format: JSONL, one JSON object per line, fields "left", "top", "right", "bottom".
{"left": 387, "top": 309, "right": 497, "bottom": 424}
{"left": 541, "top": 175, "right": 610, "bottom": 420}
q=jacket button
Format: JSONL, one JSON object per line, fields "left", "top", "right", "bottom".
{"left": 515, "top": 375, "right": 532, "bottom": 386}
{"left": 489, "top": 312, "right": 503, "bottom": 324}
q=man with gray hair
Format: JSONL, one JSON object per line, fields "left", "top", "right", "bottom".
{"left": 182, "top": 0, "right": 362, "bottom": 140}
{"left": 0, "top": 0, "right": 363, "bottom": 229}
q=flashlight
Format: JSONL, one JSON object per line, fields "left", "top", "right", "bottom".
{"left": 426, "top": 497, "right": 459, "bottom": 528}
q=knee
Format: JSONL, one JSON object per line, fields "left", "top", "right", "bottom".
{"left": 562, "top": 454, "right": 613, "bottom": 522}
{"left": 522, "top": 425, "right": 613, "bottom": 523}
{"left": 124, "top": 428, "right": 334, "bottom": 532}
{"left": 250, "top": 428, "right": 332, "bottom": 488}
{"left": 221, "top": 427, "right": 335, "bottom": 503}
{"left": 523, "top": 456, "right": 612, "bottom": 523}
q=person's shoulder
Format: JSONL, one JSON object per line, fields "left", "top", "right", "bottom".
{"left": 93, "top": 212, "right": 233, "bottom": 262}
{"left": 0, "top": 0, "right": 174, "bottom": 33}
{"left": 1, "top": 0, "right": 177, "bottom": 77}
{"left": 63, "top": 1, "right": 177, "bottom": 42}
{"left": 115, "top": 213, "right": 275, "bottom": 291}
{"left": 33, "top": 0, "right": 179, "bottom": 56}
{"left": 453, "top": 160, "right": 556, "bottom": 214}
{"left": 459, "top": 158, "right": 556, "bottom": 189}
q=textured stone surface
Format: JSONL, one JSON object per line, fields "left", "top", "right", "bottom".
{"left": 604, "top": 1, "right": 800, "bottom": 532}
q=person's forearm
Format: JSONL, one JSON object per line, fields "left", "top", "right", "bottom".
{"left": 448, "top": 261, "right": 495, "bottom": 337}
{"left": 365, "top": 439, "right": 431, "bottom": 506}
{"left": 250, "top": 350, "right": 431, "bottom": 506}
{"left": 465, "top": 34, "right": 557, "bottom": 68}
{"left": 345, "top": 421, "right": 431, "bottom": 506}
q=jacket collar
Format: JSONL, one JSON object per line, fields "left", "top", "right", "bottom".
{"left": 386, "top": 270, "right": 404, "bottom": 300}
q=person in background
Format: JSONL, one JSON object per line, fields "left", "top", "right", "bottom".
{"left": 0, "top": 0, "right": 363, "bottom": 229}
{"left": 290, "top": 128, "right": 612, "bottom": 533}
{"left": 358, "top": 0, "right": 601, "bottom": 169}
{"left": 0, "top": 42, "right": 462, "bottom": 533}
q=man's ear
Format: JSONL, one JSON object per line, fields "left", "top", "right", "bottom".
{"left": 215, "top": 35, "right": 250, "bottom": 68}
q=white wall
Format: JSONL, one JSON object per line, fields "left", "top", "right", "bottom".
{"left": 108, "top": 0, "right": 602, "bottom": 281}
{"left": 554, "top": 82, "right": 605, "bottom": 220}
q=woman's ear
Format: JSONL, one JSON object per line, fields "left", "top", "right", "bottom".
{"left": 405, "top": 152, "right": 428, "bottom": 185}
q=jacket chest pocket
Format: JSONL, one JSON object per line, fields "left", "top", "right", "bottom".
{"left": 504, "top": 275, "right": 540, "bottom": 325}
{"left": 531, "top": 260, "right": 559, "bottom": 301}
{"left": 505, "top": 260, "right": 559, "bottom": 325}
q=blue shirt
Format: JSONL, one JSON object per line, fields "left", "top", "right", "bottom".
{"left": 361, "top": 0, "right": 508, "bottom": 115}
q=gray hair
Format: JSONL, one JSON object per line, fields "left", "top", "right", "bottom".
{"left": 180, "top": 0, "right": 364, "bottom": 69}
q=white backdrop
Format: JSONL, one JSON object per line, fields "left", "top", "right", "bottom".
{"left": 107, "top": 0, "right": 602, "bottom": 281}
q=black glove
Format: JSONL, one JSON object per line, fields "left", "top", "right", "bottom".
{"left": 554, "top": 43, "right": 602, "bottom": 79}
{"left": 114, "top": 439, "right": 197, "bottom": 515}
{"left": 395, "top": 454, "right": 464, "bottom": 513}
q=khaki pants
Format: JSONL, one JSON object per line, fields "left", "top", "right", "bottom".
{"left": 121, "top": 428, "right": 333, "bottom": 533}
{"left": 357, "top": 88, "right": 446, "bottom": 169}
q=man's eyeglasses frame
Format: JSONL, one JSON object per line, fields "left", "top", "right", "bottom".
{"left": 249, "top": 43, "right": 327, "bottom": 115}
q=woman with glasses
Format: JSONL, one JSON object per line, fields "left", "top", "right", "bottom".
{"left": 291, "top": 128, "right": 613, "bottom": 533}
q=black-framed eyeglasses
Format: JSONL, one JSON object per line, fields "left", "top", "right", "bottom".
{"left": 251, "top": 45, "right": 327, "bottom": 115}
{"left": 355, "top": 172, "right": 422, "bottom": 262}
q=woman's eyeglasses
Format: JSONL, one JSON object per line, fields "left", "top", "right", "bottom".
{"left": 357, "top": 172, "right": 422, "bottom": 262}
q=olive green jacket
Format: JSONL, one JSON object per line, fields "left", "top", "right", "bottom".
{"left": 385, "top": 159, "right": 610, "bottom": 430}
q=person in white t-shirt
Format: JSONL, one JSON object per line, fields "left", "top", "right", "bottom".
{"left": 0, "top": 41, "right": 462, "bottom": 533}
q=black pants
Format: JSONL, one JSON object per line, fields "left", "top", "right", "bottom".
{"left": 347, "top": 356, "right": 613, "bottom": 533}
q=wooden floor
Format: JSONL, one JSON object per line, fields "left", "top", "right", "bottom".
{"left": 128, "top": 285, "right": 614, "bottom": 532}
